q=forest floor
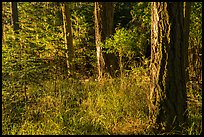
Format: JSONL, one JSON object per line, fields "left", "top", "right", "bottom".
{"left": 2, "top": 67, "right": 202, "bottom": 135}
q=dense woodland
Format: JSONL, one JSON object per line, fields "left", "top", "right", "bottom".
{"left": 2, "top": 2, "right": 202, "bottom": 135}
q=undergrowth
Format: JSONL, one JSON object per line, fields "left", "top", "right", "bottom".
{"left": 2, "top": 67, "right": 202, "bottom": 135}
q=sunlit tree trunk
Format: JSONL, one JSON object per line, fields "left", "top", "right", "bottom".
{"left": 183, "top": 2, "right": 191, "bottom": 83}
{"left": 95, "top": 2, "right": 119, "bottom": 79}
{"left": 149, "top": 2, "right": 188, "bottom": 133}
{"left": 95, "top": 2, "right": 105, "bottom": 79}
{"left": 61, "top": 2, "right": 74, "bottom": 77}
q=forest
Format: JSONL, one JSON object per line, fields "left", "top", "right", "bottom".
{"left": 2, "top": 2, "right": 202, "bottom": 135}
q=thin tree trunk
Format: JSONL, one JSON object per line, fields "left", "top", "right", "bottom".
{"left": 149, "top": 2, "right": 188, "bottom": 133}
{"left": 61, "top": 2, "right": 74, "bottom": 77}
{"left": 2, "top": 4, "right": 6, "bottom": 46}
{"left": 95, "top": 2, "right": 105, "bottom": 79}
{"left": 10, "top": 2, "right": 20, "bottom": 33}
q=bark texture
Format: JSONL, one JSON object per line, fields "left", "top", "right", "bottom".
{"left": 149, "top": 2, "right": 188, "bottom": 132}
{"left": 183, "top": 2, "right": 191, "bottom": 83}
{"left": 95, "top": 2, "right": 105, "bottom": 79}
{"left": 95, "top": 2, "right": 119, "bottom": 79}
{"left": 61, "top": 3, "right": 74, "bottom": 76}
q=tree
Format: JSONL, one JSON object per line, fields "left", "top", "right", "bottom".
{"left": 183, "top": 2, "right": 192, "bottom": 83}
{"left": 149, "top": 2, "right": 190, "bottom": 133}
{"left": 61, "top": 2, "right": 74, "bottom": 77}
{"left": 10, "top": 2, "right": 20, "bottom": 33}
{"left": 94, "top": 2, "right": 119, "bottom": 79}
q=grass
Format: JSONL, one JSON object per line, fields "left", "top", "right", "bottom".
{"left": 2, "top": 67, "right": 202, "bottom": 135}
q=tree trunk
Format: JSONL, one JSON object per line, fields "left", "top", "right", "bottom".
{"left": 61, "top": 2, "right": 74, "bottom": 77}
{"left": 10, "top": 2, "right": 20, "bottom": 33}
{"left": 102, "top": 3, "right": 119, "bottom": 77}
{"left": 2, "top": 4, "right": 6, "bottom": 45}
{"left": 183, "top": 2, "right": 191, "bottom": 83}
{"left": 94, "top": 2, "right": 119, "bottom": 79}
{"left": 95, "top": 2, "right": 105, "bottom": 79}
{"left": 149, "top": 2, "right": 188, "bottom": 133}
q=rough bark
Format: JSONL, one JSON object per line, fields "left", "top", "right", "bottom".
{"left": 183, "top": 2, "right": 191, "bottom": 83}
{"left": 94, "top": 2, "right": 119, "bottom": 79}
{"left": 61, "top": 3, "right": 74, "bottom": 77}
{"left": 103, "top": 2, "right": 119, "bottom": 77}
{"left": 149, "top": 2, "right": 188, "bottom": 133}
{"left": 95, "top": 2, "right": 105, "bottom": 79}
{"left": 10, "top": 2, "right": 20, "bottom": 33}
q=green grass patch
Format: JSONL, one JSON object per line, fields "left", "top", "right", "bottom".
{"left": 2, "top": 67, "right": 202, "bottom": 135}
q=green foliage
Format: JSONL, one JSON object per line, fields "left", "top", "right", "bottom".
{"left": 129, "top": 2, "right": 151, "bottom": 59}
{"left": 101, "top": 26, "right": 150, "bottom": 73}
{"left": 2, "top": 2, "right": 59, "bottom": 90}
{"left": 114, "top": 2, "right": 135, "bottom": 28}
{"left": 102, "top": 28, "right": 135, "bottom": 56}
{"left": 188, "top": 2, "right": 202, "bottom": 86}
{"left": 71, "top": 2, "right": 96, "bottom": 77}
{"left": 130, "top": 2, "right": 151, "bottom": 28}
{"left": 190, "top": 2, "right": 202, "bottom": 40}
{"left": 2, "top": 2, "right": 202, "bottom": 135}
